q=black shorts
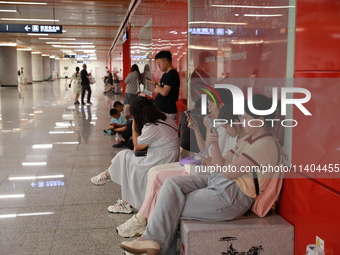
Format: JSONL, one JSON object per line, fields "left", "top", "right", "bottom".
{"left": 65, "top": 76, "right": 68, "bottom": 78}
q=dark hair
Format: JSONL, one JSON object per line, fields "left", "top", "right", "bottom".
{"left": 131, "top": 64, "right": 141, "bottom": 81}
{"left": 155, "top": 51, "right": 172, "bottom": 62}
{"left": 144, "top": 64, "right": 150, "bottom": 72}
{"left": 75, "top": 66, "right": 80, "bottom": 75}
{"left": 110, "top": 108, "right": 119, "bottom": 116}
{"left": 244, "top": 94, "right": 276, "bottom": 127}
{"left": 208, "top": 88, "right": 233, "bottom": 108}
{"left": 130, "top": 97, "right": 166, "bottom": 134}
{"left": 113, "top": 101, "right": 123, "bottom": 108}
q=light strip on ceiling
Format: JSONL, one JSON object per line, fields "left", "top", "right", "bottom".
{"left": 0, "top": 1, "right": 47, "bottom": 5}
{"left": 28, "top": 33, "right": 48, "bottom": 36}
{"left": 0, "top": 9, "right": 17, "bottom": 12}
{"left": 188, "top": 21, "right": 248, "bottom": 25}
{"left": 17, "top": 47, "right": 32, "bottom": 51}
{"left": 211, "top": 4, "right": 295, "bottom": 9}
{"left": 0, "top": 43, "right": 16, "bottom": 46}
{"left": 0, "top": 18, "right": 59, "bottom": 22}
{"left": 39, "top": 38, "right": 76, "bottom": 40}
{"left": 46, "top": 42, "right": 93, "bottom": 45}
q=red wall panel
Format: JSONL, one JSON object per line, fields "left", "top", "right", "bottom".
{"left": 295, "top": 0, "right": 340, "bottom": 71}
{"left": 279, "top": 1, "right": 340, "bottom": 253}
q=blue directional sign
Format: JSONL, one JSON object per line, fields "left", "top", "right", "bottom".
{"left": 0, "top": 24, "right": 62, "bottom": 34}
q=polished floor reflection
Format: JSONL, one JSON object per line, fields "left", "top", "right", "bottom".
{"left": 0, "top": 81, "right": 134, "bottom": 255}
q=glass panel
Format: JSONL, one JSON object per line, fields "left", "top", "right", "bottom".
{"left": 188, "top": 0, "right": 296, "bottom": 167}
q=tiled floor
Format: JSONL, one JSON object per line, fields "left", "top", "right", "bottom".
{"left": 0, "top": 81, "right": 134, "bottom": 255}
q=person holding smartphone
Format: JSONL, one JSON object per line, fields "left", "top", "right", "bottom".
{"left": 119, "top": 94, "right": 281, "bottom": 255}
{"left": 147, "top": 51, "right": 180, "bottom": 120}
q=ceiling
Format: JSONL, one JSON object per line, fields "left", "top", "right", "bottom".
{"left": 0, "top": 0, "right": 134, "bottom": 59}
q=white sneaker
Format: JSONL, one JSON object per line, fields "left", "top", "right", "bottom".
{"left": 91, "top": 170, "right": 112, "bottom": 186}
{"left": 108, "top": 199, "right": 133, "bottom": 214}
{"left": 117, "top": 215, "right": 147, "bottom": 237}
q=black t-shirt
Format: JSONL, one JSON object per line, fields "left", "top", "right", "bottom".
{"left": 81, "top": 69, "right": 89, "bottom": 85}
{"left": 155, "top": 69, "right": 180, "bottom": 114}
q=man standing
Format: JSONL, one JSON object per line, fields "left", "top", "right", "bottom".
{"left": 149, "top": 51, "right": 180, "bottom": 120}
{"left": 80, "top": 64, "right": 92, "bottom": 105}
{"left": 190, "top": 51, "right": 215, "bottom": 103}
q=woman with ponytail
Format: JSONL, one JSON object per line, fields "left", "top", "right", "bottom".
{"left": 69, "top": 67, "right": 82, "bottom": 104}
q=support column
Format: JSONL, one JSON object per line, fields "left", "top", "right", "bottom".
{"left": 17, "top": 50, "right": 33, "bottom": 84}
{"left": 55, "top": 59, "right": 60, "bottom": 78}
{"left": 32, "top": 53, "right": 43, "bottom": 82}
{"left": 50, "top": 58, "right": 56, "bottom": 78}
{"left": 0, "top": 46, "right": 18, "bottom": 87}
{"left": 42, "top": 55, "right": 51, "bottom": 81}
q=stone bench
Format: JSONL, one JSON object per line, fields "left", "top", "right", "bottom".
{"left": 180, "top": 212, "right": 294, "bottom": 255}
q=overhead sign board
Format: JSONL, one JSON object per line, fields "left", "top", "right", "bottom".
{"left": 59, "top": 54, "right": 90, "bottom": 59}
{"left": 0, "top": 24, "right": 62, "bottom": 34}
{"left": 72, "top": 61, "right": 91, "bottom": 64}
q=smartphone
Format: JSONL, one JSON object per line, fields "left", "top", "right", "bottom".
{"left": 207, "top": 118, "right": 218, "bottom": 134}
{"left": 184, "top": 110, "right": 198, "bottom": 127}
{"left": 146, "top": 77, "right": 152, "bottom": 81}
{"left": 194, "top": 153, "right": 211, "bottom": 162}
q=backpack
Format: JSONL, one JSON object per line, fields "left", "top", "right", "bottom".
{"left": 251, "top": 137, "right": 284, "bottom": 217}
{"left": 18, "top": 70, "right": 21, "bottom": 76}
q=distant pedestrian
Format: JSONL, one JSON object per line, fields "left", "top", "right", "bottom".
{"left": 80, "top": 64, "right": 92, "bottom": 105}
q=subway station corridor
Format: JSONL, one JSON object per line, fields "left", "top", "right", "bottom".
{"left": 0, "top": 81, "right": 134, "bottom": 254}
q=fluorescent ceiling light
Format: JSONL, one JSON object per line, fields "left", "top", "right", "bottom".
{"left": 31, "top": 51, "right": 42, "bottom": 54}
{"left": 0, "top": 43, "right": 16, "bottom": 46}
{"left": 46, "top": 42, "right": 93, "bottom": 45}
{"left": 42, "top": 54, "right": 49, "bottom": 56}
{"left": 52, "top": 45, "right": 95, "bottom": 48}
{"left": 0, "top": 18, "right": 58, "bottom": 22}
{"left": 0, "top": 194, "right": 25, "bottom": 199}
{"left": 0, "top": 1, "right": 47, "bottom": 5}
{"left": 9, "top": 175, "right": 64, "bottom": 180}
{"left": 39, "top": 38, "right": 76, "bottom": 40}
{"left": 22, "top": 162, "right": 47, "bottom": 166}
{"left": 32, "top": 144, "right": 53, "bottom": 149}
{"left": 244, "top": 14, "right": 283, "bottom": 17}
{"left": 17, "top": 47, "right": 32, "bottom": 51}
{"left": 0, "top": 9, "right": 17, "bottom": 12}
{"left": 28, "top": 33, "right": 48, "bottom": 36}
{"left": 211, "top": 4, "right": 295, "bottom": 9}
{"left": 189, "top": 21, "right": 247, "bottom": 25}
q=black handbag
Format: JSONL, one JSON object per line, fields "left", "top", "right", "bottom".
{"left": 134, "top": 147, "right": 148, "bottom": 157}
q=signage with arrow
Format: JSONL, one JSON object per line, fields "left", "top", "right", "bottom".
{"left": 0, "top": 24, "right": 62, "bottom": 34}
